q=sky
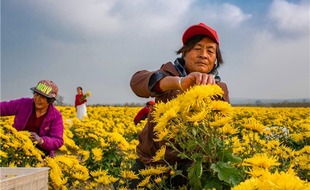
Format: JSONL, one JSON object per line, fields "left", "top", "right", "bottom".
{"left": 1, "top": 0, "right": 309, "bottom": 105}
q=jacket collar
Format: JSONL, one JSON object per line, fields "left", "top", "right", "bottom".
{"left": 173, "top": 57, "right": 221, "bottom": 82}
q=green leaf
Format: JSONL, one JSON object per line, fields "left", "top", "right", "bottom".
{"left": 202, "top": 175, "right": 230, "bottom": 190}
{"left": 218, "top": 149, "right": 242, "bottom": 163}
{"left": 188, "top": 159, "right": 203, "bottom": 190}
{"left": 192, "top": 128, "right": 197, "bottom": 136}
{"left": 184, "top": 139, "right": 198, "bottom": 152}
{"left": 210, "top": 161, "right": 243, "bottom": 186}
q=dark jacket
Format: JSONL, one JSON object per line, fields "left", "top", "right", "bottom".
{"left": 0, "top": 98, "right": 64, "bottom": 157}
{"left": 130, "top": 58, "right": 230, "bottom": 165}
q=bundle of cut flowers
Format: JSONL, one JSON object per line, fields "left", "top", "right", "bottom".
{"left": 151, "top": 84, "right": 241, "bottom": 189}
{"left": 80, "top": 91, "right": 92, "bottom": 102}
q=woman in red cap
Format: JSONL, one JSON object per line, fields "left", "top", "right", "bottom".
{"left": 0, "top": 80, "right": 64, "bottom": 157}
{"left": 127, "top": 23, "right": 230, "bottom": 189}
{"left": 133, "top": 100, "right": 155, "bottom": 125}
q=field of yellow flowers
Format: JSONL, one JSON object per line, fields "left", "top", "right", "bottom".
{"left": 1, "top": 85, "right": 310, "bottom": 190}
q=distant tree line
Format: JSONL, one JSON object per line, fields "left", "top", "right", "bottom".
{"left": 233, "top": 101, "right": 310, "bottom": 107}
{"left": 54, "top": 94, "right": 310, "bottom": 108}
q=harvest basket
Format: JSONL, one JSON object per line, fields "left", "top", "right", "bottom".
{"left": 0, "top": 167, "right": 49, "bottom": 190}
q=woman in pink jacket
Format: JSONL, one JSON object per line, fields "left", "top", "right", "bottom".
{"left": 0, "top": 80, "right": 64, "bottom": 157}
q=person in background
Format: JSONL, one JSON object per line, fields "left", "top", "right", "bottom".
{"left": 0, "top": 80, "right": 64, "bottom": 157}
{"left": 133, "top": 100, "right": 155, "bottom": 125}
{"left": 75, "top": 86, "right": 87, "bottom": 120}
{"left": 129, "top": 22, "right": 230, "bottom": 188}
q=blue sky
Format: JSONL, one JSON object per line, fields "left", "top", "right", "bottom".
{"left": 1, "top": 0, "right": 309, "bottom": 105}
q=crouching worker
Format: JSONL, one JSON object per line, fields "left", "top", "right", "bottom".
{"left": 0, "top": 80, "right": 64, "bottom": 157}
{"left": 127, "top": 22, "right": 230, "bottom": 189}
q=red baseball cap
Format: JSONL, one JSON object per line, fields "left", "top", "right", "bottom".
{"left": 30, "top": 80, "right": 58, "bottom": 99}
{"left": 147, "top": 100, "right": 155, "bottom": 106}
{"left": 182, "top": 23, "right": 219, "bottom": 45}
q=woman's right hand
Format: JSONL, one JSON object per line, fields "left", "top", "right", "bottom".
{"left": 180, "top": 72, "right": 216, "bottom": 91}
{"left": 159, "top": 72, "right": 216, "bottom": 92}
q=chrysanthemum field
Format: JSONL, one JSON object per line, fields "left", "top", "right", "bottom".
{"left": 1, "top": 85, "right": 309, "bottom": 190}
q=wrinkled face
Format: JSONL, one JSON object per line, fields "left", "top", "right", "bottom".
{"left": 184, "top": 37, "right": 217, "bottom": 74}
{"left": 33, "top": 92, "right": 49, "bottom": 110}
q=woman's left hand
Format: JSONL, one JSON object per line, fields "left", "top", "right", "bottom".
{"left": 30, "top": 132, "right": 44, "bottom": 145}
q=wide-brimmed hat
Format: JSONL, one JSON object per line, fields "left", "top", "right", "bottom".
{"left": 30, "top": 80, "right": 58, "bottom": 99}
{"left": 182, "top": 22, "right": 219, "bottom": 45}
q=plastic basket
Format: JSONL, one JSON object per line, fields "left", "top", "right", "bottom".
{"left": 0, "top": 167, "right": 49, "bottom": 190}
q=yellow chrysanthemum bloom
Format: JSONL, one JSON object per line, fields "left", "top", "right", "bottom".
{"left": 90, "top": 169, "right": 108, "bottom": 177}
{"left": 99, "top": 138, "right": 110, "bottom": 148}
{"left": 72, "top": 171, "right": 89, "bottom": 181}
{"left": 73, "top": 164, "right": 89, "bottom": 181}
{"left": 295, "top": 152, "right": 310, "bottom": 170}
{"left": 244, "top": 118, "right": 266, "bottom": 133}
{"left": 186, "top": 108, "right": 208, "bottom": 123}
{"left": 246, "top": 166, "right": 269, "bottom": 178}
{"left": 137, "top": 176, "right": 151, "bottom": 187}
{"left": 121, "top": 170, "right": 139, "bottom": 180}
{"left": 263, "top": 139, "right": 280, "bottom": 150}
{"left": 154, "top": 128, "right": 169, "bottom": 142}
{"left": 45, "top": 157, "right": 67, "bottom": 187}
{"left": 73, "top": 180, "right": 80, "bottom": 187}
{"left": 88, "top": 133, "right": 99, "bottom": 141}
{"left": 109, "top": 132, "right": 130, "bottom": 151}
{"left": 94, "top": 175, "right": 110, "bottom": 185}
{"left": 0, "top": 150, "right": 8, "bottom": 158}
{"left": 298, "top": 145, "right": 310, "bottom": 154}
{"left": 152, "top": 101, "right": 180, "bottom": 121}
{"left": 242, "top": 153, "right": 280, "bottom": 169}
{"left": 210, "top": 116, "right": 232, "bottom": 129}
{"left": 231, "top": 177, "right": 260, "bottom": 190}
{"left": 78, "top": 150, "right": 90, "bottom": 162}
{"left": 91, "top": 147, "right": 103, "bottom": 161}
{"left": 139, "top": 166, "right": 169, "bottom": 176}
{"left": 260, "top": 170, "right": 310, "bottom": 190}
{"left": 152, "top": 145, "right": 166, "bottom": 162}
{"left": 290, "top": 133, "right": 304, "bottom": 141}
{"left": 210, "top": 100, "right": 232, "bottom": 116}
{"left": 154, "top": 177, "right": 162, "bottom": 183}
{"left": 221, "top": 124, "right": 238, "bottom": 135}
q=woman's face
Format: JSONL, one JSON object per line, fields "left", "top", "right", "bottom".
{"left": 33, "top": 92, "right": 49, "bottom": 110}
{"left": 183, "top": 37, "right": 217, "bottom": 74}
{"left": 77, "top": 88, "right": 82, "bottom": 94}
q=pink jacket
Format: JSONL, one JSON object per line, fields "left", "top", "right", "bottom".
{"left": 0, "top": 98, "right": 64, "bottom": 157}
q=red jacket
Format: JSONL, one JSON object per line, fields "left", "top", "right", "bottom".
{"left": 134, "top": 106, "right": 150, "bottom": 125}
{"left": 75, "top": 94, "right": 87, "bottom": 107}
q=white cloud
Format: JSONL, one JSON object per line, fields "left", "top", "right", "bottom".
{"left": 269, "top": 0, "right": 310, "bottom": 34}
{"left": 2, "top": 0, "right": 309, "bottom": 104}
{"left": 27, "top": 0, "right": 192, "bottom": 37}
{"left": 219, "top": 3, "right": 252, "bottom": 27}
{"left": 230, "top": 29, "right": 310, "bottom": 99}
{"left": 187, "top": 2, "right": 251, "bottom": 28}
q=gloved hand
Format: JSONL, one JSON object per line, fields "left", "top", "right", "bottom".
{"left": 30, "top": 132, "right": 44, "bottom": 145}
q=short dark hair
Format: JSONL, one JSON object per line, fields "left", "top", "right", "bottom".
{"left": 33, "top": 91, "right": 56, "bottom": 104}
{"left": 176, "top": 34, "right": 223, "bottom": 67}
{"left": 77, "top": 86, "right": 83, "bottom": 90}
{"left": 47, "top": 98, "right": 56, "bottom": 104}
